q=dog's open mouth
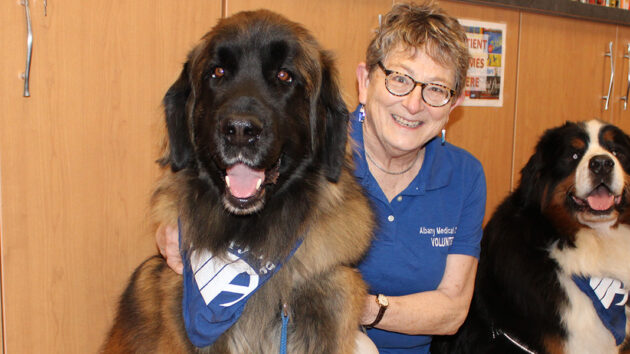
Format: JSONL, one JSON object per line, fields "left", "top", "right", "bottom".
{"left": 222, "top": 159, "right": 280, "bottom": 214}
{"left": 570, "top": 184, "right": 622, "bottom": 214}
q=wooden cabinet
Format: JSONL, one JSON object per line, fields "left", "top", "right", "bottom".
{"left": 0, "top": 1, "right": 221, "bottom": 352}
{"left": 440, "top": 1, "right": 520, "bottom": 223}
{"left": 513, "top": 13, "right": 619, "bottom": 182}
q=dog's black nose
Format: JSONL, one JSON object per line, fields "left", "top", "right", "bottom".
{"left": 221, "top": 115, "right": 262, "bottom": 146}
{"left": 589, "top": 154, "right": 614, "bottom": 176}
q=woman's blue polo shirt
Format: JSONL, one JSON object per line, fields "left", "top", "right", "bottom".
{"left": 351, "top": 107, "right": 486, "bottom": 353}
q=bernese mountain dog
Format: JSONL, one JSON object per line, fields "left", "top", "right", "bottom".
{"left": 434, "top": 120, "right": 630, "bottom": 353}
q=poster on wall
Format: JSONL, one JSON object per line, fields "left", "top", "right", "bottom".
{"left": 459, "top": 19, "right": 506, "bottom": 107}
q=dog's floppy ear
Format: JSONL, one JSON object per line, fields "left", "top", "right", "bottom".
{"left": 318, "top": 52, "right": 349, "bottom": 182}
{"left": 518, "top": 122, "right": 573, "bottom": 206}
{"left": 163, "top": 61, "right": 195, "bottom": 172}
{"left": 517, "top": 147, "right": 545, "bottom": 205}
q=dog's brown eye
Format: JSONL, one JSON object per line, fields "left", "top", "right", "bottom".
{"left": 277, "top": 70, "right": 292, "bottom": 83}
{"left": 212, "top": 67, "right": 225, "bottom": 79}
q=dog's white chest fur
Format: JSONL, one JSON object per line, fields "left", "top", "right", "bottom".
{"left": 550, "top": 224, "right": 630, "bottom": 352}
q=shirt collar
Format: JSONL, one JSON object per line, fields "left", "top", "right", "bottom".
{"left": 350, "top": 105, "right": 452, "bottom": 194}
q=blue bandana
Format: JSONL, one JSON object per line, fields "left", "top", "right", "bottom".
{"left": 180, "top": 223, "right": 301, "bottom": 348}
{"left": 572, "top": 275, "right": 628, "bottom": 345}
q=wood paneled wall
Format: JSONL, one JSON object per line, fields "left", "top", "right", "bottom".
{"left": 0, "top": 2, "right": 223, "bottom": 352}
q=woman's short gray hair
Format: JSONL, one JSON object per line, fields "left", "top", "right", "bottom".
{"left": 366, "top": 1, "right": 470, "bottom": 98}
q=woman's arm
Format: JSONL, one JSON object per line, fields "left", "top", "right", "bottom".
{"left": 360, "top": 254, "right": 478, "bottom": 335}
{"left": 160, "top": 222, "right": 478, "bottom": 335}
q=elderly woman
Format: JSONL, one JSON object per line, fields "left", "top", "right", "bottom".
{"left": 352, "top": 2, "right": 485, "bottom": 352}
{"left": 158, "top": 1, "right": 485, "bottom": 353}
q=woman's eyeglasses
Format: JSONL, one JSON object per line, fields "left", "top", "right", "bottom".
{"left": 377, "top": 61, "right": 455, "bottom": 108}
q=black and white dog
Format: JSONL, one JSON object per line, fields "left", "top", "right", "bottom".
{"left": 435, "top": 120, "right": 630, "bottom": 353}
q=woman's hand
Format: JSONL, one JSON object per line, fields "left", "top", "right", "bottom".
{"left": 156, "top": 223, "right": 183, "bottom": 274}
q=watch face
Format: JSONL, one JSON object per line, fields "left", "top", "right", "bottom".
{"left": 378, "top": 294, "right": 389, "bottom": 307}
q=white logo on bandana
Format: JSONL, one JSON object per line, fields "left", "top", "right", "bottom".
{"left": 190, "top": 249, "right": 260, "bottom": 307}
{"left": 590, "top": 277, "right": 628, "bottom": 309}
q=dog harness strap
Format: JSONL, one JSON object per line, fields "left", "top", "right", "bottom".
{"left": 572, "top": 275, "right": 628, "bottom": 345}
{"left": 179, "top": 219, "right": 303, "bottom": 348}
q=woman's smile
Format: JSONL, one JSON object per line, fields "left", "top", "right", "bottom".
{"left": 392, "top": 113, "right": 423, "bottom": 128}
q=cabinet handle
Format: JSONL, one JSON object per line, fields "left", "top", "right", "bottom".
{"left": 21, "top": 0, "right": 33, "bottom": 97}
{"left": 603, "top": 41, "right": 614, "bottom": 111}
{"left": 622, "top": 44, "right": 630, "bottom": 111}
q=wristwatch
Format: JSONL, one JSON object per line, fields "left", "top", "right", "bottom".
{"left": 366, "top": 294, "right": 389, "bottom": 328}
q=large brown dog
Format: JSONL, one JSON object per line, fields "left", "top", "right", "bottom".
{"left": 102, "top": 10, "right": 373, "bottom": 353}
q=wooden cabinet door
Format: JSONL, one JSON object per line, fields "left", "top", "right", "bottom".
{"left": 0, "top": 1, "right": 221, "bottom": 352}
{"left": 514, "top": 13, "right": 617, "bottom": 185}
{"left": 612, "top": 25, "right": 630, "bottom": 132}
{"left": 227, "top": 0, "right": 394, "bottom": 107}
{"left": 440, "top": 1, "right": 520, "bottom": 223}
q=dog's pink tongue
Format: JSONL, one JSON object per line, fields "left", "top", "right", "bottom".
{"left": 587, "top": 186, "right": 615, "bottom": 211}
{"left": 226, "top": 163, "right": 265, "bottom": 199}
